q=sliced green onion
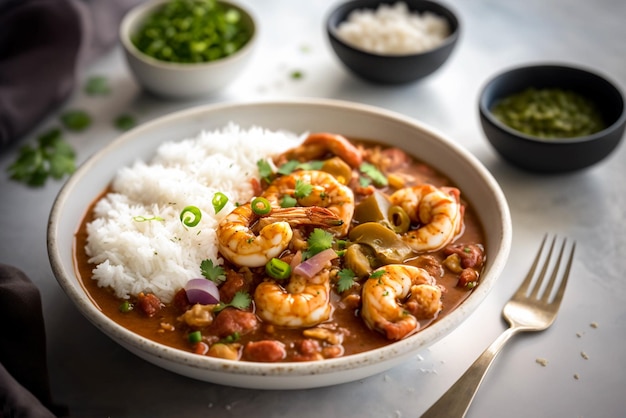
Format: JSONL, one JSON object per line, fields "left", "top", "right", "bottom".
{"left": 188, "top": 330, "right": 202, "bottom": 344}
{"left": 180, "top": 205, "right": 202, "bottom": 227}
{"left": 133, "top": 215, "right": 164, "bottom": 222}
{"left": 265, "top": 258, "right": 291, "bottom": 280}
{"left": 119, "top": 300, "right": 133, "bottom": 313}
{"left": 251, "top": 197, "right": 271, "bottom": 215}
{"left": 388, "top": 205, "right": 411, "bottom": 233}
{"left": 212, "top": 192, "right": 229, "bottom": 214}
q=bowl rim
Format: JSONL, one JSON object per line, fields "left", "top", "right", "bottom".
{"left": 47, "top": 98, "right": 512, "bottom": 384}
{"left": 119, "top": 0, "right": 258, "bottom": 71}
{"left": 326, "top": 0, "right": 460, "bottom": 58}
{"left": 478, "top": 62, "right": 626, "bottom": 145}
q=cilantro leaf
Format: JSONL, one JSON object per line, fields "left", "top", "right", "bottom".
{"left": 370, "top": 269, "right": 385, "bottom": 279}
{"left": 277, "top": 160, "right": 299, "bottom": 175}
{"left": 85, "top": 76, "right": 111, "bottom": 95}
{"left": 294, "top": 179, "right": 313, "bottom": 198}
{"left": 48, "top": 148, "right": 76, "bottom": 179}
{"left": 7, "top": 128, "right": 76, "bottom": 187}
{"left": 114, "top": 114, "right": 137, "bottom": 131}
{"left": 278, "top": 160, "right": 324, "bottom": 176}
{"left": 337, "top": 268, "right": 357, "bottom": 293}
{"left": 360, "top": 162, "right": 388, "bottom": 187}
{"left": 60, "top": 110, "right": 92, "bottom": 132}
{"left": 297, "top": 160, "right": 324, "bottom": 171}
{"left": 280, "top": 195, "right": 297, "bottom": 208}
{"left": 200, "top": 259, "right": 226, "bottom": 284}
{"left": 257, "top": 159, "right": 273, "bottom": 183}
{"left": 214, "top": 291, "right": 251, "bottom": 313}
{"left": 304, "top": 228, "right": 334, "bottom": 259}
{"left": 229, "top": 291, "right": 251, "bottom": 309}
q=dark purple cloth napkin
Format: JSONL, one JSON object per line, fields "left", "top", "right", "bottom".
{"left": 0, "top": 0, "right": 142, "bottom": 150}
{"left": 0, "top": 264, "right": 66, "bottom": 417}
{"left": 1, "top": 1, "right": 142, "bottom": 415}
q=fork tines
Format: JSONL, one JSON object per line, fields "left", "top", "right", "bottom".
{"left": 517, "top": 234, "right": 576, "bottom": 304}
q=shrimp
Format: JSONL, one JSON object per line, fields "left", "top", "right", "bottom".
{"left": 275, "top": 132, "right": 363, "bottom": 168}
{"left": 389, "top": 184, "right": 464, "bottom": 252}
{"left": 217, "top": 202, "right": 293, "bottom": 268}
{"left": 254, "top": 271, "right": 332, "bottom": 328}
{"left": 361, "top": 265, "right": 442, "bottom": 341}
{"left": 263, "top": 170, "right": 355, "bottom": 237}
{"left": 217, "top": 204, "right": 344, "bottom": 268}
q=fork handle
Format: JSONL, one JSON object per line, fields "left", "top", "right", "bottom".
{"left": 421, "top": 327, "right": 520, "bottom": 418}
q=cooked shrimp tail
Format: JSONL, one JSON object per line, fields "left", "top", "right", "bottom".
{"left": 262, "top": 170, "right": 355, "bottom": 237}
{"left": 257, "top": 206, "right": 344, "bottom": 229}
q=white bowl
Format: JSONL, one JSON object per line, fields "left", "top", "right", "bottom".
{"left": 47, "top": 99, "right": 512, "bottom": 389}
{"left": 119, "top": 0, "right": 257, "bottom": 99}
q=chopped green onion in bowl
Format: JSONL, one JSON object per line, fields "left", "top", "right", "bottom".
{"left": 131, "top": 0, "right": 253, "bottom": 64}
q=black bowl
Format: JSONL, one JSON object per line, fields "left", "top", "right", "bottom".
{"left": 326, "top": 0, "right": 460, "bottom": 84}
{"left": 479, "top": 64, "right": 626, "bottom": 173}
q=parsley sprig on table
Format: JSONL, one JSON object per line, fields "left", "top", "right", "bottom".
{"left": 7, "top": 76, "right": 142, "bottom": 187}
{"left": 7, "top": 129, "right": 76, "bottom": 187}
{"left": 60, "top": 110, "right": 92, "bottom": 132}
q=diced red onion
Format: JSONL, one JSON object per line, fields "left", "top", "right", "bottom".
{"left": 184, "top": 278, "right": 220, "bottom": 305}
{"left": 293, "top": 248, "right": 338, "bottom": 279}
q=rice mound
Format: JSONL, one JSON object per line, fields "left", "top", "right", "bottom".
{"left": 336, "top": 2, "right": 450, "bottom": 55}
{"left": 85, "top": 123, "right": 302, "bottom": 303}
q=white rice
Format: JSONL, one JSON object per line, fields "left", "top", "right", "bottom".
{"left": 336, "top": 2, "right": 450, "bottom": 55}
{"left": 85, "top": 123, "right": 302, "bottom": 302}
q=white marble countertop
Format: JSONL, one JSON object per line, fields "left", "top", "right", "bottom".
{"left": 1, "top": 0, "right": 625, "bottom": 416}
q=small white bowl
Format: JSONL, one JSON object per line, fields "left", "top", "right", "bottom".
{"left": 48, "top": 98, "right": 512, "bottom": 389}
{"left": 119, "top": 0, "right": 258, "bottom": 99}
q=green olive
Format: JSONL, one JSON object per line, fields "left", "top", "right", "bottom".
{"left": 348, "top": 222, "right": 413, "bottom": 264}
{"left": 388, "top": 205, "right": 411, "bottom": 233}
{"left": 321, "top": 157, "right": 352, "bottom": 185}
{"left": 353, "top": 190, "right": 392, "bottom": 227}
{"left": 344, "top": 243, "right": 374, "bottom": 278}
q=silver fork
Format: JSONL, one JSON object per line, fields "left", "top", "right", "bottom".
{"left": 421, "top": 235, "right": 576, "bottom": 418}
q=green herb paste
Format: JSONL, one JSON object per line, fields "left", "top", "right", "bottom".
{"left": 491, "top": 88, "right": 605, "bottom": 138}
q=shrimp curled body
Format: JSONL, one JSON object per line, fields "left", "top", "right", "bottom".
{"left": 263, "top": 170, "right": 355, "bottom": 237}
{"left": 389, "top": 184, "right": 464, "bottom": 252}
{"left": 361, "top": 264, "right": 442, "bottom": 340}
{"left": 254, "top": 273, "right": 332, "bottom": 328}
{"left": 276, "top": 132, "right": 363, "bottom": 168}
{"left": 217, "top": 203, "right": 293, "bottom": 268}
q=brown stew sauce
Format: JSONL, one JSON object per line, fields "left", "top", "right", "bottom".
{"left": 73, "top": 138, "right": 486, "bottom": 362}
